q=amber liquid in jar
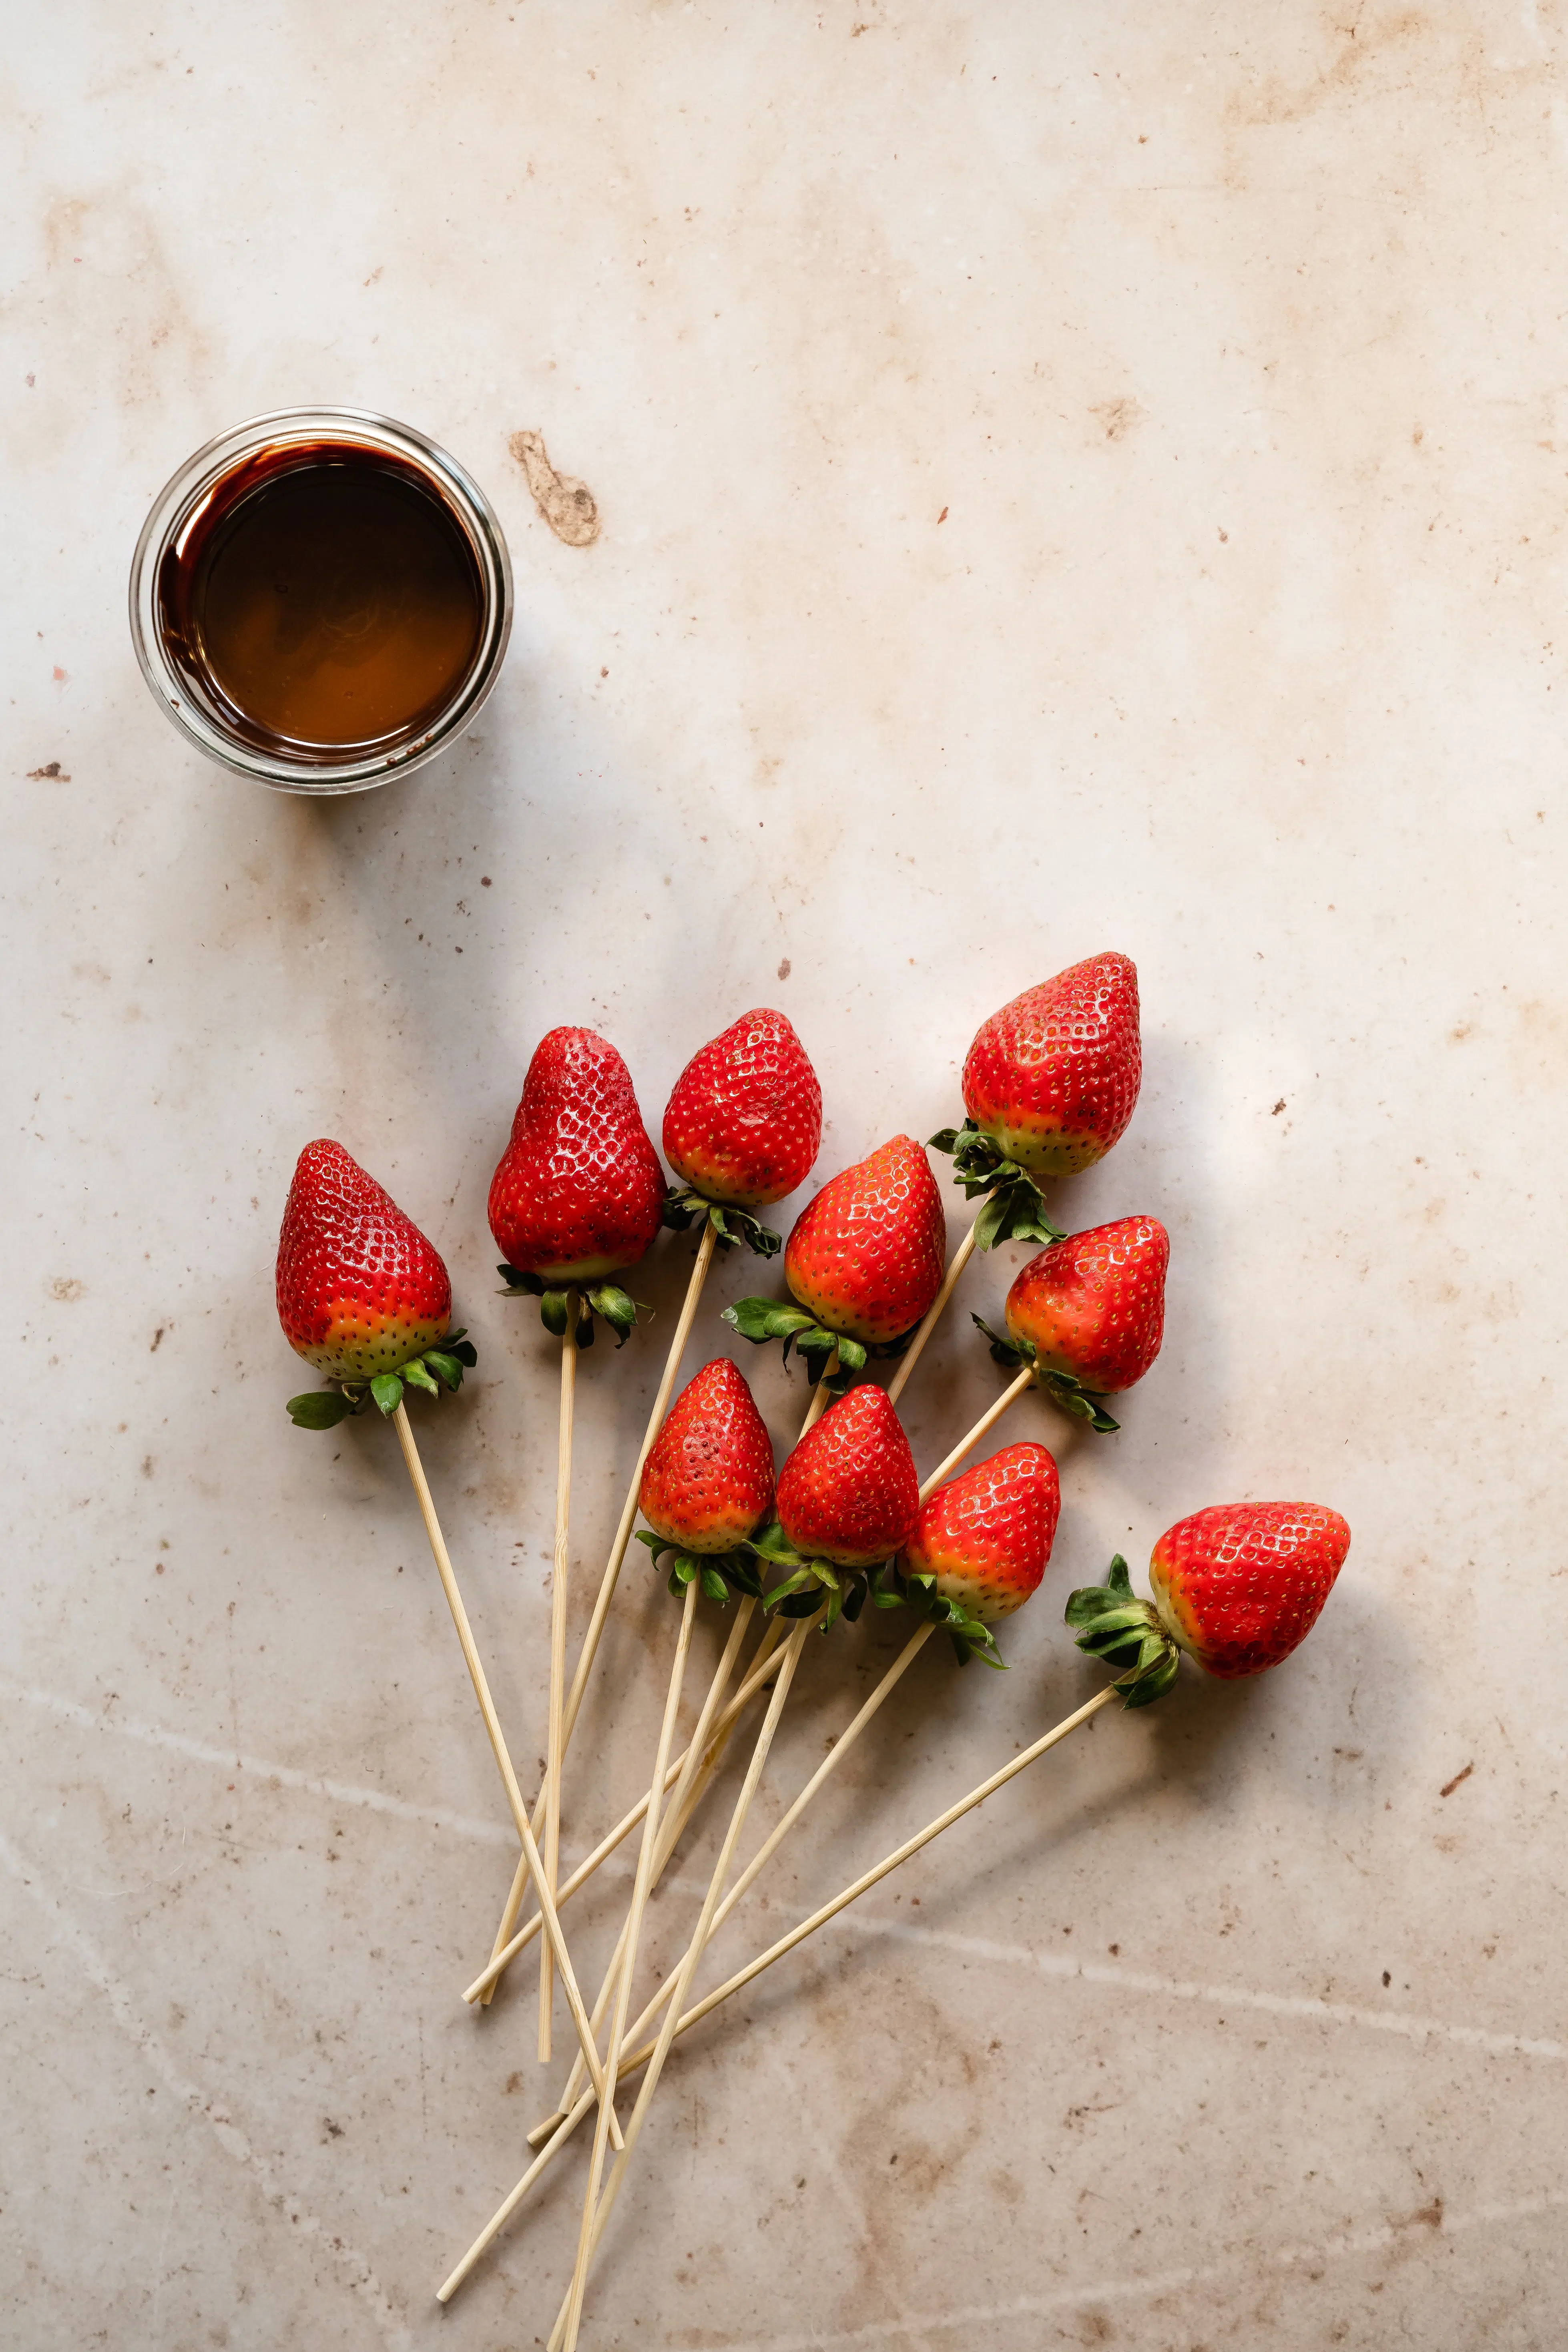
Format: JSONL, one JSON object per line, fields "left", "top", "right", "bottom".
{"left": 157, "top": 442, "right": 485, "bottom": 755}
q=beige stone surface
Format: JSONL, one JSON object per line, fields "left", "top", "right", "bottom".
{"left": 4, "top": 5, "right": 1566, "bottom": 2346}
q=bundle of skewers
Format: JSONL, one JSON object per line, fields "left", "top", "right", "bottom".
{"left": 275, "top": 957, "right": 1351, "bottom": 2342}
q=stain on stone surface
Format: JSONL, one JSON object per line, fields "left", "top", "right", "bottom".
{"left": 508, "top": 429, "right": 600, "bottom": 546}
{"left": 27, "top": 761, "right": 69, "bottom": 779}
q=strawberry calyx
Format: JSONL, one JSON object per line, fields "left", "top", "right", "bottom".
{"left": 1064, "top": 1555, "right": 1181, "bottom": 1708}
{"left": 285, "top": 1331, "right": 478, "bottom": 1429}
{"left": 634, "top": 1529, "right": 765, "bottom": 1606}
{"left": 662, "top": 1186, "right": 783, "bottom": 1260}
{"left": 970, "top": 1315, "right": 1120, "bottom": 1433}
{"left": 928, "top": 1121, "right": 1067, "bottom": 1250}
{"left": 497, "top": 1264, "right": 644, "bottom": 1347}
{"left": 723, "top": 1300, "right": 917, "bottom": 1397}
{"left": 742, "top": 1520, "right": 868, "bottom": 1629}
{"left": 874, "top": 1563, "right": 1005, "bottom": 1668}
{"left": 722, "top": 1299, "right": 871, "bottom": 1397}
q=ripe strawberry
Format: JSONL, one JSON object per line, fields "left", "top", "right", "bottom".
{"left": 932, "top": 955, "right": 1141, "bottom": 1250}
{"left": 773, "top": 1385, "right": 920, "bottom": 1571}
{"left": 1066, "top": 1501, "right": 1350, "bottom": 1704}
{"left": 901, "top": 1442, "right": 1061, "bottom": 1624}
{"left": 963, "top": 953, "right": 1140, "bottom": 1175}
{"left": 663, "top": 1008, "right": 821, "bottom": 1219}
{"left": 783, "top": 1136, "right": 947, "bottom": 1345}
{"left": 489, "top": 1026, "right": 665, "bottom": 1296}
{"left": 1149, "top": 1502, "right": 1351, "bottom": 1679}
{"left": 278, "top": 1141, "right": 476, "bottom": 1426}
{"left": 638, "top": 1358, "right": 776, "bottom": 1555}
{"left": 974, "top": 1216, "right": 1168, "bottom": 1429}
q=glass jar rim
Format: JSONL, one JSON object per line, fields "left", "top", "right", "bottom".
{"left": 128, "top": 406, "right": 513, "bottom": 795}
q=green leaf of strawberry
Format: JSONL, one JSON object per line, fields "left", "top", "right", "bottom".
{"left": 1064, "top": 1555, "right": 1181, "bottom": 1707}
{"left": 402, "top": 1358, "right": 441, "bottom": 1397}
{"left": 286, "top": 1390, "right": 355, "bottom": 1429}
{"left": 930, "top": 1121, "right": 1066, "bottom": 1250}
{"left": 370, "top": 1373, "right": 405, "bottom": 1416}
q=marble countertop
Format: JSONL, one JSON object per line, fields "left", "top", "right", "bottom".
{"left": 5, "top": 8, "right": 1565, "bottom": 2347}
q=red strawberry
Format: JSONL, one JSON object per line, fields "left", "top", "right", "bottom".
{"left": 1149, "top": 1502, "right": 1351, "bottom": 1679}
{"left": 488, "top": 1027, "right": 665, "bottom": 1281}
{"left": 277, "top": 1140, "right": 451, "bottom": 1380}
{"left": 962, "top": 953, "right": 1140, "bottom": 1177}
{"left": 901, "top": 1442, "right": 1060, "bottom": 1622}
{"left": 639, "top": 1358, "right": 776, "bottom": 1554}
{"left": 663, "top": 1009, "right": 821, "bottom": 1210}
{"left": 1004, "top": 1217, "right": 1168, "bottom": 1395}
{"left": 783, "top": 1136, "right": 947, "bottom": 1345}
{"left": 774, "top": 1385, "right": 919, "bottom": 1567}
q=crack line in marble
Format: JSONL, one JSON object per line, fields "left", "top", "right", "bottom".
{"left": 0, "top": 1675, "right": 514, "bottom": 1847}
{"left": 0, "top": 1824, "right": 414, "bottom": 2350}
{"left": 694, "top": 2183, "right": 1568, "bottom": 2352}
{"left": 13, "top": 1678, "right": 1559, "bottom": 2071}
{"left": 844, "top": 1918, "right": 1568, "bottom": 2065}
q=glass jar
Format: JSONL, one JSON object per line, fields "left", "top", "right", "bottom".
{"left": 128, "top": 407, "right": 512, "bottom": 795}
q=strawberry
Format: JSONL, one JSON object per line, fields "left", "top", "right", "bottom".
{"left": 897, "top": 1442, "right": 1060, "bottom": 1663}
{"left": 932, "top": 953, "right": 1142, "bottom": 1250}
{"left": 635, "top": 1357, "right": 776, "bottom": 1605}
{"left": 277, "top": 1140, "right": 476, "bottom": 1428}
{"left": 1066, "top": 1501, "right": 1350, "bottom": 1705}
{"left": 751, "top": 1385, "right": 920, "bottom": 1625}
{"left": 488, "top": 1027, "right": 665, "bottom": 1339}
{"left": 662, "top": 1008, "right": 821, "bottom": 1254}
{"left": 725, "top": 1136, "right": 947, "bottom": 1389}
{"left": 973, "top": 1216, "right": 1168, "bottom": 1431}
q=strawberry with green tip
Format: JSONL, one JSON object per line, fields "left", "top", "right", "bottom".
{"left": 662, "top": 1008, "right": 821, "bottom": 1256}
{"left": 932, "top": 953, "right": 1142, "bottom": 1250}
{"left": 973, "top": 1215, "right": 1169, "bottom": 1433}
{"left": 749, "top": 1385, "right": 920, "bottom": 1627}
{"left": 896, "top": 1441, "right": 1061, "bottom": 1664}
{"left": 489, "top": 1027, "right": 665, "bottom": 1343}
{"left": 1066, "top": 1501, "right": 1351, "bottom": 1706}
{"left": 725, "top": 1136, "right": 947, "bottom": 1392}
{"left": 277, "top": 1140, "right": 476, "bottom": 1428}
{"left": 635, "top": 1357, "right": 776, "bottom": 1604}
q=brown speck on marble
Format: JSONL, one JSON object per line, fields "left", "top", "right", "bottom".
{"left": 27, "top": 761, "right": 68, "bottom": 779}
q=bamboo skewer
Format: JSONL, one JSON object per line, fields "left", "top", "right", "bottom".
{"left": 462, "top": 1616, "right": 788, "bottom": 2003}
{"left": 886, "top": 1219, "right": 980, "bottom": 1404}
{"left": 435, "top": 1678, "right": 1118, "bottom": 2306}
{"left": 539, "top": 1293, "right": 582, "bottom": 2060}
{"left": 387, "top": 1404, "right": 617, "bottom": 2135}
{"left": 480, "top": 1221, "right": 720, "bottom": 2002}
{"left": 550, "top": 1612, "right": 820, "bottom": 2352}
{"left": 563, "top": 1574, "right": 699, "bottom": 2352}
{"left": 546, "top": 1597, "right": 762, "bottom": 2122}
{"left": 917, "top": 1363, "right": 1036, "bottom": 1500}
{"left": 527, "top": 1614, "right": 936, "bottom": 2149}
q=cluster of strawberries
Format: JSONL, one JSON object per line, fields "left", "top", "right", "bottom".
{"left": 273, "top": 955, "right": 1351, "bottom": 2328}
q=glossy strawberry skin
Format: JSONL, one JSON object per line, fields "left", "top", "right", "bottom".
{"left": 784, "top": 1136, "right": 947, "bottom": 1345}
{"left": 663, "top": 1008, "right": 822, "bottom": 1210}
{"left": 277, "top": 1140, "right": 451, "bottom": 1381}
{"left": 901, "top": 1442, "right": 1060, "bottom": 1623}
{"left": 962, "top": 953, "right": 1141, "bottom": 1176}
{"left": 488, "top": 1028, "right": 665, "bottom": 1281}
{"left": 775, "top": 1385, "right": 920, "bottom": 1568}
{"left": 639, "top": 1357, "right": 776, "bottom": 1554}
{"left": 1149, "top": 1503, "right": 1351, "bottom": 1678}
{"left": 1005, "top": 1217, "right": 1168, "bottom": 1394}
